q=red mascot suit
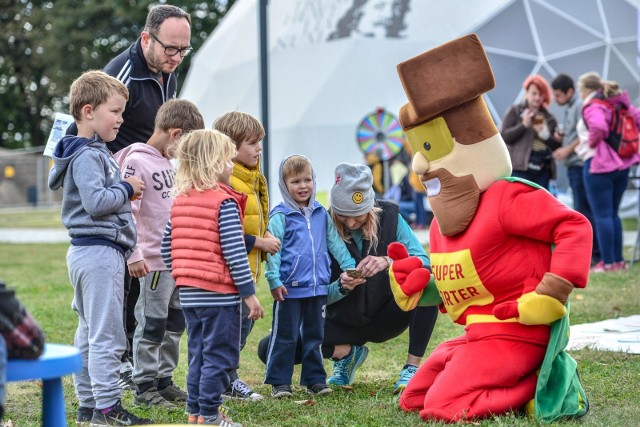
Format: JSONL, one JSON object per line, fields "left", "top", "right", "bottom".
{"left": 388, "top": 34, "right": 591, "bottom": 423}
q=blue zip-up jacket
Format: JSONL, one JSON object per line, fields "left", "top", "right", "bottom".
{"left": 265, "top": 155, "right": 355, "bottom": 298}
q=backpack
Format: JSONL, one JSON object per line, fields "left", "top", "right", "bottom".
{"left": 583, "top": 97, "right": 639, "bottom": 158}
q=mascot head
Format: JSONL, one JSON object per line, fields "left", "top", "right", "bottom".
{"left": 397, "top": 34, "right": 512, "bottom": 236}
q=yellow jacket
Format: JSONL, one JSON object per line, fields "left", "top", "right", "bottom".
{"left": 230, "top": 161, "right": 270, "bottom": 282}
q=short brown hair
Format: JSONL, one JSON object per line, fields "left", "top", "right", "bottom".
{"left": 281, "top": 155, "right": 312, "bottom": 181}
{"left": 69, "top": 70, "right": 129, "bottom": 121}
{"left": 145, "top": 4, "right": 191, "bottom": 33}
{"left": 213, "top": 111, "right": 265, "bottom": 148}
{"left": 154, "top": 99, "right": 205, "bottom": 133}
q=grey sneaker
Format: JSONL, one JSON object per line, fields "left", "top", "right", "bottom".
{"left": 270, "top": 384, "right": 293, "bottom": 399}
{"left": 327, "top": 345, "right": 369, "bottom": 386}
{"left": 134, "top": 387, "right": 178, "bottom": 409}
{"left": 307, "top": 383, "right": 333, "bottom": 395}
{"left": 222, "top": 379, "right": 263, "bottom": 401}
{"left": 89, "top": 400, "right": 152, "bottom": 425}
{"left": 117, "top": 362, "right": 135, "bottom": 391}
{"left": 158, "top": 383, "right": 188, "bottom": 402}
{"left": 197, "top": 413, "right": 243, "bottom": 426}
{"left": 76, "top": 406, "right": 94, "bottom": 426}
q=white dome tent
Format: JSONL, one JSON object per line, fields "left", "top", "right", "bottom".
{"left": 181, "top": 0, "right": 640, "bottom": 206}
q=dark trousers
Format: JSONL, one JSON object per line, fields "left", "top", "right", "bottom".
{"left": 264, "top": 296, "right": 326, "bottom": 386}
{"left": 583, "top": 160, "right": 629, "bottom": 264}
{"left": 567, "top": 165, "right": 600, "bottom": 261}
{"left": 183, "top": 304, "right": 241, "bottom": 417}
{"left": 122, "top": 270, "right": 140, "bottom": 362}
{"left": 228, "top": 300, "right": 254, "bottom": 383}
{"left": 511, "top": 167, "right": 551, "bottom": 190}
{"left": 258, "top": 301, "right": 439, "bottom": 364}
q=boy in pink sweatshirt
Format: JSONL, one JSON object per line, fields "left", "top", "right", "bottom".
{"left": 114, "top": 99, "right": 205, "bottom": 408}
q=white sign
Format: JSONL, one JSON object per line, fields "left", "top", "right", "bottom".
{"left": 43, "top": 112, "right": 74, "bottom": 157}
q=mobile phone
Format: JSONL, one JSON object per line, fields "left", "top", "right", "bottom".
{"left": 347, "top": 268, "right": 362, "bottom": 278}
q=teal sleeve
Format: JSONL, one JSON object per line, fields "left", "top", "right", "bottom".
{"left": 327, "top": 280, "right": 347, "bottom": 305}
{"left": 265, "top": 213, "right": 286, "bottom": 290}
{"left": 395, "top": 214, "right": 430, "bottom": 268}
{"left": 326, "top": 212, "right": 356, "bottom": 270}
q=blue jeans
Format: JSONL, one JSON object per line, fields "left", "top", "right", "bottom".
{"left": 583, "top": 159, "right": 629, "bottom": 264}
{"left": 567, "top": 165, "right": 600, "bottom": 261}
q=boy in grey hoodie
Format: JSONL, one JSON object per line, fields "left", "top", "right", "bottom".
{"left": 48, "top": 70, "right": 149, "bottom": 426}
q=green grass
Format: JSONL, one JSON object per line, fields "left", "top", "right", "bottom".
{"left": 0, "top": 207, "right": 63, "bottom": 228}
{"left": 2, "top": 242, "right": 639, "bottom": 426}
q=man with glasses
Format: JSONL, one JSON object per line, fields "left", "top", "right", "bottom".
{"left": 101, "top": 3, "right": 191, "bottom": 410}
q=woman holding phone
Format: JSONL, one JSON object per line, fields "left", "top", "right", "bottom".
{"left": 259, "top": 163, "right": 438, "bottom": 394}
{"left": 501, "top": 74, "right": 563, "bottom": 190}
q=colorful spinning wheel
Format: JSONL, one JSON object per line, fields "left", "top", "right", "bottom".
{"left": 356, "top": 107, "right": 405, "bottom": 161}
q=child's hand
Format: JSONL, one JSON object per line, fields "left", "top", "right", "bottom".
{"left": 257, "top": 236, "right": 281, "bottom": 255}
{"left": 128, "top": 260, "right": 149, "bottom": 278}
{"left": 271, "top": 286, "right": 288, "bottom": 302}
{"left": 243, "top": 294, "right": 264, "bottom": 320}
{"left": 125, "top": 176, "right": 145, "bottom": 200}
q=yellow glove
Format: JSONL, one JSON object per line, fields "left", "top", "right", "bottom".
{"left": 493, "top": 292, "right": 567, "bottom": 325}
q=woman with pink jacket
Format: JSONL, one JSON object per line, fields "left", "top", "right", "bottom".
{"left": 577, "top": 71, "right": 640, "bottom": 273}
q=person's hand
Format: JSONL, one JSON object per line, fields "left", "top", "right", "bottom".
{"left": 256, "top": 235, "right": 281, "bottom": 255}
{"left": 356, "top": 255, "right": 389, "bottom": 277}
{"left": 493, "top": 292, "right": 566, "bottom": 325}
{"left": 125, "top": 176, "right": 145, "bottom": 200}
{"left": 552, "top": 145, "right": 573, "bottom": 161}
{"left": 128, "top": 260, "right": 149, "bottom": 278}
{"left": 243, "top": 294, "right": 264, "bottom": 320}
{"left": 339, "top": 271, "right": 366, "bottom": 292}
{"left": 387, "top": 242, "right": 431, "bottom": 311}
{"left": 520, "top": 108, "right": 534, "bottom": 127}
{"left": 271, "top": 285, "right": 288, "bottom": 302}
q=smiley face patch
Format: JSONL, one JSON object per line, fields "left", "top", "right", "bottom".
{"left": 352, "top": 192, "right": 364, "bottom": 204}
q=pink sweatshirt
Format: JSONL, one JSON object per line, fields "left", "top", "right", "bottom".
{"left": 114, "top": 143, "right": 175, "bottom": 271}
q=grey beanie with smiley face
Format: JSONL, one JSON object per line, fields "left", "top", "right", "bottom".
{"left": 330, "top": 163, "right": 376, "bottom": 217}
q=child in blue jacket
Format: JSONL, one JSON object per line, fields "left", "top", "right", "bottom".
{"left": 264, "top": 155, "right": 356, "bottom": 398}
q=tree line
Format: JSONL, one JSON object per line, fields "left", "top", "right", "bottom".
{"left": 0, "top": 0, "right": 236, "bottom": 150}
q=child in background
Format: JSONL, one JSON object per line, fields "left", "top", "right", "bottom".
{"left": 47, "top": 70, "right": 149, "bottom": 425}
{"left": 114, "top": 99, "right": 205, "bottom": 409}
{"left": 213, "top": 111, "right": 280, "bottom": 401}
{"left": 162, "top": 129, "right": 264, "bottom": 425}
{"left": 264, "top": 155, "right": 356, "bottom": 398}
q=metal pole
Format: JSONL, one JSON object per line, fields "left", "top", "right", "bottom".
{"left": 259, "top": 0, "right": 270, "bottom": 184}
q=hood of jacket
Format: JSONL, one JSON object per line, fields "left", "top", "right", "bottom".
{"left": 49, "top": 135, "right": 105, "bottom": 190}
{"left": 604, "top": 90, "right": 632, "bottom": 109}
{"left": 277, "top": 154, "right": 317, "bottom": 217}
{"left": 113, "top": 142, "right": 165, "bottom": 165}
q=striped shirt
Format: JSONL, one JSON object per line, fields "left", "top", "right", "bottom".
{"left": 161, "top": 199, "right": 255, "bottom": 307}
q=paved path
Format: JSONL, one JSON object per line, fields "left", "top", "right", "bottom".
{"left": 0, "top": 227, "right": 636, "bottom": 248}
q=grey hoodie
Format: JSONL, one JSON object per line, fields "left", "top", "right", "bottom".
{"left": 277, "top": 154, "right": 317, "bottom": 219}
{"left": 48, "top": 135, "right": 136, "bottom": 254}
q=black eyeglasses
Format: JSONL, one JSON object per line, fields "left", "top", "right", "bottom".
{"left": 148, "top": 32, "right": 192, "bottom": 58}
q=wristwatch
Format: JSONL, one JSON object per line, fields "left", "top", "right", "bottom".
{"left": 338, "top": 278, "right": 351, "bottom": 295}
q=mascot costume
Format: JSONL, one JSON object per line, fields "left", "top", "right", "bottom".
{"left": 387, "top": 34, "right": 592, "bottom": 423}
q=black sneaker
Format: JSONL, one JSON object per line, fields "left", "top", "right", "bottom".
{"left": 306, "top": 383, "right": 333, "bottom": 395}
{"left": 89, "top": 400, "right": 152, "bottom": 426}
{"left": 117, "top": 369, "right": 135, "bottom": 391}
{"left": 270, "top": 384, "right": 293, "bottom": 399}
{"left": 222, "top": 379, "right": 263, "bottom": 401}
{"left": 76, "top": 406, "right": 94, "bottom": 426}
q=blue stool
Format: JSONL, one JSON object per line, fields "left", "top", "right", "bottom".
{"left": 7, "top": 343, "right": 82, "bottom": 427}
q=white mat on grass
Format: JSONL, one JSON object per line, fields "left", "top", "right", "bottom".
{"left": 568, "top": 315, "right": 640, "bottom": 354}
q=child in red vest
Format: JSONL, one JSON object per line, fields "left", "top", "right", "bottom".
{"left": 161, "top": 129, "right": 264, "bottom": 425}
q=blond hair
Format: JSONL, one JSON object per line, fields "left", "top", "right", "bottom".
{"left": 577, "top": 71, "right": 602, "bottom": 94}
{"left": 155, "top": 99, "right": 205, "bottom": 133}
{"left": 173, "top": 129, "right": 237, "bottom": 196}
{"left": 331, "top": 206, "right": 382, "bottom": 253}
{"left": 213, "top": 111, "right": 265, "bottom": 148}
{"left": 281, "top": 155, "right": 312, "bottom": 181}
{"left": 69, "top": 70, "right": 129, "bottom": 121}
